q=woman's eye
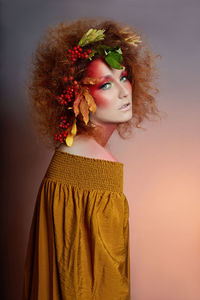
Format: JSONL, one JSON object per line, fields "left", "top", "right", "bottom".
{"left": 120, "top": 75, "right": 127, "bottom": 82}
{"left": 99, "top": 82, "right": 112, "bottom": 90}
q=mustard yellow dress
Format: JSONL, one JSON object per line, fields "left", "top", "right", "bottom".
{"left": 22, "top": 149, "right": 130, "bottom": 300}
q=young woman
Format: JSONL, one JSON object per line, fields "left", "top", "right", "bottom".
{"left": 22, "top": 19, "right": 160, "bottom": 300}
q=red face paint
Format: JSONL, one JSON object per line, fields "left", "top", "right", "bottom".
{"left": 86, "top": 58, "right": 131, "bottom": 106}
{"left": 84, "top": 58, "right": 133, "bottom": 126}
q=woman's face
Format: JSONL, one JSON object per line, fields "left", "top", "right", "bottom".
{"left": 85, "top": 58, "right": 133, "bottom": 126}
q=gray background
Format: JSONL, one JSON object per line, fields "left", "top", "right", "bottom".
{"left": 1, "top": 0, "right": 200, "bottom": 299}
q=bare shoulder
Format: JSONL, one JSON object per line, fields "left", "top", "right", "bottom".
{"left": 57, "top": 135, "right": 118, "bottom": 162}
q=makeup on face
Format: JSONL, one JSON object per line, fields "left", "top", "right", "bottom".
{"left": 86, "top": 59, "right": 132, "bottom": 106}
{"left": 96, "top": 69, "right": 128, "bottom": 89}
{"left": 85, "top": 58, "right": 133, "bottom": 126}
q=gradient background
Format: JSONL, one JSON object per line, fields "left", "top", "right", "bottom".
{"left": 1, "top": 0, "right": 200, "bottom": 299}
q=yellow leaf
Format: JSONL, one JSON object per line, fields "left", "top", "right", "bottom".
{"left": 124, "top": 34, "right": 142, "bottom": 46}
{"left": 73, "top": 91, "right": 82, "bottom": 117}
{"left": 78, "top": 28, "right": 105, "bottom": 47}
{"left": 83, "top": 89, "right": 96, "bottom": 113}
{"left": 85, "top": 28, "right": 93, "bottom": 36}
{"left": 65, "top": 134, "right": 74, "bottom": 147}
{"left": 71, "top": 119, "right": 77, "bottom": 136}
{"left": 81, "top": 77, "right": 100, "bottom": 85}
{"left": 79, "top": 98, "right": 89, "bottom": 125}
{"left": 119, "top": 27, "right": 142, "bottom": 46}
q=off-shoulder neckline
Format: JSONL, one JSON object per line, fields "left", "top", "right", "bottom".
{"left": 55, "top": 149, "right": 123, "bottom": 166}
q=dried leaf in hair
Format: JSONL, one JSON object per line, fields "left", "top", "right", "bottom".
{"left": 73, "top": 91, "right": 82, "bottom": 116}
{"left": 120, "top": 27, "right": 142, "bottom": 46}
{"left": 83, "top": 89, "right": 96, "bottom": 113}
{"left": 81, "top": 77, "right": 99, "bottom": 85}
{"left": 78, "top": 29, "right": 105, "bottom": 47}
{"left": 124, "top": 34, "right": 142, "bottom": 46}
{"left": 79, "top": 98, "right": 89, "bottom": 125}
{"left": 65, "top": 133, "right": 74, "bottom": 147}
{"left": 71, "top": 119, "right": 77, "bottom": 136}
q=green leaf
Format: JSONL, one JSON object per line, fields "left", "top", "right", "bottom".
{"left": 105, "top": 52, "right": 123, "bottom": 69}
{"left": 102, "top": 46, "right": 112, "bottom": 55}
{"left": 88, "top": 50, "right": 96, "bottom": 60}
{"left": 114, "top": 51, "right": 123, "bottom": 63}
{"left": 115, "top": 47, "right": 122, "bottom": 55}
{"left": 95, "top": 45, "right": 108, "bottom": 56}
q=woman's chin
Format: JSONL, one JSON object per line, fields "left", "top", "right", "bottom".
{"left": 118, "top": 112, "right": 133, "bottom": 123}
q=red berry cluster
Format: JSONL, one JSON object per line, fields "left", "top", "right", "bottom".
{"left": 54, "top": 44, "right": 93, "bottom": 144}
{"left": 68, "top": 45, "right": 92, "bottom": 62}
{"left": 56, "top": 74, "right": 80, "bottom": 106}
{"left": 54, "top": 116, "right": 70, "bottom": 143}
{"left": 56, "top": 85, "right": 76, "bottom": 105}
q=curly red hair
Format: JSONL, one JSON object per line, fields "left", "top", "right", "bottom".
{"left": 27, "top": 18, "right": 161, "bottom": 149}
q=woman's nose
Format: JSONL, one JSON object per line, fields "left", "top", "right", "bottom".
{"left": 118, "top": 82, "right": 130, "bottom": 99}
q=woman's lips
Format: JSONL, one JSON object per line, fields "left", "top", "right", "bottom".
{"left": 119, "top": 102, "right": 131, "bottom": 110}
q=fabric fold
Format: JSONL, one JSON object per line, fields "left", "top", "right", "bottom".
{"left": 22, "top": 150, "right": 130, "bottom": 300}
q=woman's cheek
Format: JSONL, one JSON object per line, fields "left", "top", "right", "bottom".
{"left": 88, "top": 86, "right": 110, "bottom": 108}
{"left": 125, "top": 81, "right": 132, "bottom": 94}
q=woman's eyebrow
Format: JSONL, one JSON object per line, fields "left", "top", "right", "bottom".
{"left": 98, "top": 74, "right": 112, "bottom": 80}
{"left": 98, "top": 70, "right": 127, "bottom": 80}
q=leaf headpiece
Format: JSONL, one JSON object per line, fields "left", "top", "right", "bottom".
{"left": 55, "top": 28, "right": 142, "bottom": 147}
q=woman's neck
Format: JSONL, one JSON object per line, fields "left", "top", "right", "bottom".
{"left": 91, "top": 123, "right": 117, "bottom": 147}
{"left": 57, "top": 129, "right": 118, "bottom": 161}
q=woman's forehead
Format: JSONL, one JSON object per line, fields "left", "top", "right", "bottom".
{"left": 86, "top": 58, "right": 125, "bottom": 78}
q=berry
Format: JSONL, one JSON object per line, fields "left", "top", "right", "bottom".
{"left": 63, "top": 76, "right": 68, "bottom": 82}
